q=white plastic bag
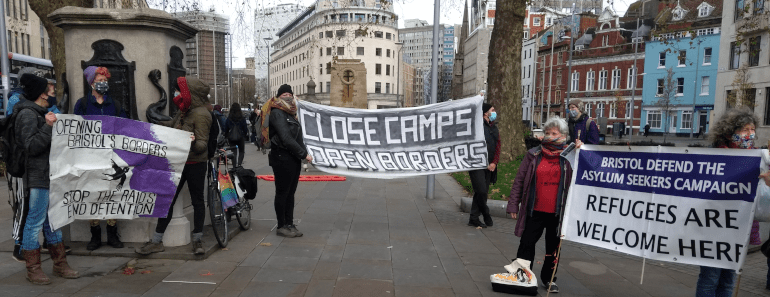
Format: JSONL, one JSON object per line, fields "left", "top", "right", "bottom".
{"left": 756, "top": 180, "right": 770, "bottom": 222}
{"left": 490, "top": 258, "right": 538, "bottom": 296}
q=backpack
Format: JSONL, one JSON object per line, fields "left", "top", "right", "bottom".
{"left": 207, "top": 111, "right": 220, "bottom": 159}
{"left": 233, "top": 167, "right": 257, "bottom": 200}
{"left": 227, "top": 119, "right": 245, "bottom": 144}
{"left": 256, "top": 104, "right": 271, "bottom": 149}
{"left": 1, "top": 106, "right": 34, "bottom": 177}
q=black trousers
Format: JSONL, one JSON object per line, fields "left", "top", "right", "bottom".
{"left": 516, "top": 211, "right": 561, "bottom": 283}
{"left": 156, "top": 162, "right": 207, "bottom": 234}
{"left": 232, "top": 140, "right": 245, "bottom": 167}
{"left": 469, "top": 168, "right": 492, "bottom": 222}
{"left": 271, "top": 149, "right": 301, "bottom": 228}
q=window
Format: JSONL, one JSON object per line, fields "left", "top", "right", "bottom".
{"left": 357, "top": 47, "right": 364, "bottom": 55}
{"left": 325, "top": 31, "right": 333, "bottom": 38}
{"left": 585, "top": 103, "right": 592, "bottom": 117}
{"left": 326, "top": 62, "right": 331, "bottom": 74}
{"left": 703, "top": 48, "right": 712, "bottom": 64}
{"left": 701, "top": 76, "right": 710, "bottom": 95}
{"left": 609, "top": 103, "right": 617, "bottom": 118}
{"left": 596, "top": 102, "right": 605, "bottom": 117}
{"left": 524, "top": 31, "right": 530, "bottom": 40}
{"left": 556, "top": 72, "right": 562, "bottom": 85}
{"left": 336, "top": 46, "right": 344, "bottom": 55}
{"left": 20, "top": 33, "right": 24, "bottom": 55}
{"left": 626, "top": 102, "right": 632, "bottom": 118}
{"left": 571, "top": 72, "right": 579, "bottom": 91}
{"left": 546, "top": 17, "right": 552, "bottom": 26}
{"left": 376, "top": 63, "right": 381, "bottom": 75}
{"left": 730, "top": 42, "right": 740, "bottom": 70}
{"left": 386, "top": 33, "right": 392, "bottom": 39}
{"left": 386, "top": 83, "right": 390, "bottom": 94}
{"left": 677, "top": 77, "right": 685, "bottom": 95}
{"left": 746, "top": 88, "right": 758, "bottom": 111}
{"left": 319, "top": 32, "right": 323, "bottom": 38}
{"left": 376, "top": 48, "right": 382, "bottom": 56}
{"left": 586, "top": 71, "right": 595, "bottom": 91}
{"left": 697, "top": 28, "right": 716, "bottom": 36}
{"left": 319, "top": 64, "right": 323, "bottom": 75}
{"left": 320, "top": 48, "right": 323, "bottom": 56}
{"left": 681, "top": 111, "right": 693, "bottom": 129}
{"left": 678, "top": 51, "right": 687, "bottom": 66}
{"left": 754, "top": 0, "right": 765, "bottom": 14}
{"left": 657, "top": 79, "right": 665, "bottom": 95}
{"left": 698, "top": 3, "right": 713, "bottom": 17}
{"left": 627, "top": 67, "right": 636, "bottom": 89}
{"left": 375, "top": 82, "right": 382, "bottom": 93}
{"left": 764, "top": 87, "right": 770, "bottom": 125}
{"left": 659, "top": 52, "right": 666, "bottom": 67}
{"left": 598, "top": 70, "right": 608, "bottom": 90}
{"left": 386, "top": 65, "right": 390, "bottom": 75}
{"left": 749, "top": 36, "right": 761, "bottom": 67}
{"left": 386, "top": 49, "right": 391, "bottom": 57}
{"left": 326, "top": 82, "right": 330, "bottom": 93}
{"left": 611, "top": 68, "right": 621, "bottom": 89}
{"left": 735, "top": 0, "right": 745, "bottom": 20}
{"left": 557, "top": 52, "right": 563, "bottom": 65}
{"left": 336, "top": 30, "right": 346, "bottom": 37}
{"left": 374, "top": 31, "right": 383, "bottom": 38}
{"left": 533, "top": 17, "right": 541, "bottom": 26}
{"left": 648, "top": 111, "right": 662, "bottom": 129}
{"left": 326, "top": 47, "right": 332, "bottom": 55}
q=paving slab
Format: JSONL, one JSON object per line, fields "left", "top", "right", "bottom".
{"left": 392, "top": 268, "right": 451, "bottom": 288}
{"left": 332, "top": 278, "right": 395, "bottom": 297}
{"left": 239, "top": 281, "right": 308, "bottom": 297}
{"left": 342, "top": 243, "right": 391, "bottom": 261}
{"left": 338, "top": 258, "right": 393, "bottom": 280}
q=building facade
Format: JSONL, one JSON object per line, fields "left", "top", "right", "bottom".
{"left": 174, "top": 10, "right": 230, "bottom": 104}
{"left": 714, "top": 0, "right": 770, "bottom": 144}
{"left": 522, "top": 37, "right": 537, "bottom": 123}
{"left": 254, "top": 3, "right": 306, "bottom": 83}
{"left": 4, "top": 0, "right": 52, "bottom": 60}
{"left": 398, "top": 20, "right": 454, "bottom": 104}
{"left": 270, "top": 0, "right": 401, "bottom": 109}
{"left": 640, "top": 0, "right": 722, "bottom": 137}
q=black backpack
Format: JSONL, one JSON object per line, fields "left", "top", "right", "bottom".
{"left": 208, "top": 111, "right": 220, "bottom": 159}
{"left": 227, "top": 119, "right": 245, "bottom": 144}
{"left": 1, "top": 106, "right": 34, "bottom": 177}
{"left": 234, "top": 167, "right": 257, "bottom": 200}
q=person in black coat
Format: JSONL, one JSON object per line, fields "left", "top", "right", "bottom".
{"left": 224, "top": 102, "right": 249, "bottom": 167}
{"left": 268, "top": 85, "right": 313, "bottom": 238}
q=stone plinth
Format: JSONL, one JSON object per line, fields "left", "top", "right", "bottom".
{"left": 330, "top": 59, "right": 367, "bottom": 109}
{"left": 50, "top": 7, "right": 199, "bottom": 247}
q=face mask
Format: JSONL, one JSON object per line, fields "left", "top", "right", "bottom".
{"left": 94, "top": 81, "right": 109, "bottom": 95}
{"left": 489, "top": 112, "right": 497, "bottom": 122}
{"left": 47, "top": 96, "right": 57, "bottom": 107}
{"left": 280, "top": 95, "right": 294, "bottom": 103}
{"left": 731, "top": 133, "right": 755, "bottom": 149}
{"left": 569, "top": 110, "right": 579, "bottom": 117}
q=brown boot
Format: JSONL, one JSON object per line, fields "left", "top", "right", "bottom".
{"left": 49, "top": 242, "right": 79, "bottom": 279}
{"left": 22, "top": 249, "right": 51, "bottom": 285}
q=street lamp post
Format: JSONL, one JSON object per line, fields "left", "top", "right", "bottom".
{"left": 263, "top": 37, "right": 273, "bottom": 100}
{"left": 395, "top": 42, "right": 404, "bottom": 107}
{"left": 565, "top": 3, "right": 576, "bottom": 118}
{"left": 690, "top": 39, "right": 702, "bottom": 139}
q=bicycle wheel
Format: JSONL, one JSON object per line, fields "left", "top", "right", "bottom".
{"left": 231, "top": 174, "right": 252, "bottom": 230}
{"left": 207, "top": 162, "right": 229, "bottom": 247}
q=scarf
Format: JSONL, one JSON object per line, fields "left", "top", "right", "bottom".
{"left": 541, "top": 136, "right": 567, "bottom": 157}
{"left": 259, "top": 97, "right": 298, "bottom": 147}
{"left": 173, "top": 77, "right": 192, "bottom": 113}
{"left": 567, "top": 114, "right": 586, "bottom": 143}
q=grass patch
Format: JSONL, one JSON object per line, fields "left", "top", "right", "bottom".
{"left": 450, "top": 155, "right": 525, "bottom": 201}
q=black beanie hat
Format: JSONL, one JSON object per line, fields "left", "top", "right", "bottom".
{"left": 21, "top": 73, "right": 48, "bottom": 101}
{"left": 277, "top": 84, "right": 293, "bottom": 98}
{"left": 482, "top": 103, "right": 493, "bottom": 114}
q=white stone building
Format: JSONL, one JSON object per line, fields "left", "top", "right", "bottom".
{"left": 254, "top": 3, "right": 306, "bottom": 80}
{"left": 270, "top": 0, "right": 401, "bottom": 109}
{"left": 522, "top": 37, "right": 538, "bottom": 123}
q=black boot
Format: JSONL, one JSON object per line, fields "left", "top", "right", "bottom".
{"left": 87, "top": 225, "right": 102, "bottom": 251}
{"left": 106, "top": 224, "right": 124, "bottom": 248}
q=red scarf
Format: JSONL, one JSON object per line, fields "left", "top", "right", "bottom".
{"left": 173, "top": 77, "right": 192, "bottom": 113}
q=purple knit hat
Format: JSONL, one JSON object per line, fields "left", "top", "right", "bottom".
{"left": 84, "top": 66, "right": 98, "bottom": 85}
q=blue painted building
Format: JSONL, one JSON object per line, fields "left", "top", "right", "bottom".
{"left": 639, "top": 0, "right": 722, "bottom": 137}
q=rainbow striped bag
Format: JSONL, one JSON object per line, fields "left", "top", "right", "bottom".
{"left": 218, "top": 171, "right": 238, "bottom": 210}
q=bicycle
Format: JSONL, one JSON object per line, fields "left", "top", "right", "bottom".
{"left": 206, "top": 146, "right": 253, "bottom": 248}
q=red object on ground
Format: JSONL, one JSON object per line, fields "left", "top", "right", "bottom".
{"left": 256, "top": 175, "right": 346, "bottom": 182}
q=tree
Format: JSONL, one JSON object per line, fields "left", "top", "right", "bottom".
{"left": 29, "top": 0, "right": 94, "bottom": 100}
{"left": 486, "top": 0, "right": 527, "bottom": 162}
{"left": 657, "top": 67, "right": 680, "bottom": 142}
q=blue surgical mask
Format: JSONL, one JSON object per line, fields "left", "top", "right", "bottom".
{"left": 569, "top": 110, "right": 579, "bottom": 117}
{"left": 489, "top": 112, "right": 497, "bottom": 122}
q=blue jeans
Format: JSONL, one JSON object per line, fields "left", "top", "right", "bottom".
{"left": 21, "top": 188, "right": 62, "bottom": 251}
{"left": 696, "top": 266, "right": 735, "bottom": 297}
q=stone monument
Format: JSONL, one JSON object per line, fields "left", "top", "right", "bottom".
{"left": 49, "top": 7, "right": 199, "bottom": 247}
{"left": 330, "top": 59, "right": 367, "bottom": 109}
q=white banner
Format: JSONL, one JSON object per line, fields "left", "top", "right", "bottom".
{"left": 298, "top": 97, "right": 488, "bottom": 179}
{"left": 561, "top": 145, "right": 764, "bottom": 271}
{"left": 48, "top": 115, "right": 192, "bottom": 230}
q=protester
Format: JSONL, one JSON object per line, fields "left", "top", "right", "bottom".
{"left": 7, "top": 68, "right": 60, "bottom": 116}
{"left": 507, "top": 117, "right": 583, "bottom": 294}
{"left": 224, "top": 102, "right": 249, "bottom": 167}
{"left": 213, "top": 104, "right": 227, "bottom": 130}
{"left": 468, "top": 103, "right": 500, "bottom": 228}
{"left": 249, "top": 108, "right": 260, "bottom": 144}
{"left": 16, "top": 73, "right": 79, "bottom": 284}
{"left": 135, "top": 77, "right": 211, "bottom": 255}
{"left": 266, "top": 84, "right": 312, "bottom": 238}
{"left": 697, "top": 107, "right": 765, "bottom": 296}
{"left": 73, "top": 66, "right": 128, "bottom": 251}
{"left": 644, "top": 123, "right": 651, "bottom": 137}
{"left": 567, "top": 99, "right": 600, "bottom": 144}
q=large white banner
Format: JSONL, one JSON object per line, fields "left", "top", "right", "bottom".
{"left": 561, "top": 145, "right": 763, "bottom": 271}
{"left": 48, "top": 115, "right": 192, "bottom": 230}
{"left": 298, "top": 97, "right": 488, "bottom": 178}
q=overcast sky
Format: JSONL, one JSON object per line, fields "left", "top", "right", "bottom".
{"left": 151, "top": 0, "right": 631, "bottom": 68}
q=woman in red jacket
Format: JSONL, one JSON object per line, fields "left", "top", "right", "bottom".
{"left": 506, "top": 116, "right": 582, "bottom": 294}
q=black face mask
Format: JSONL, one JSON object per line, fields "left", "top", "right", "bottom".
{"left": 94, "top": 81, "right": 109, "bottom": 95}
{"left": 47, "top": 96, "right": 57, "bottom": 107}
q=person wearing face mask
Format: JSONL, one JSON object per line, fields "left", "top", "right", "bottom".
{"left": 136, "top": 76, "right": 211, "bottom": 255}
{"left": 695, "top": 107, "right": 766, "bottom": 297}
{"left": 7, "top": 68, "right": 61, "bottom": 116}
{"left": 73, "top": 66, "right": 128, "bottom": 251}
{"left": 74, "top": 66, "right": 127, "bottom": 118}
{"left": 566, "top": 99, "right": 600, "bottom": 145}
{"left": 14, "top": 74, "right": 80, "bottom": 284}
{"left": 506, "top": 117, "right": 583, "bottom": 294}
{"left": 467, "top": 103, "right": 501, "bottom": 228}
{"left": 265, "top": 84, "right": 312, "bottom": 238}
